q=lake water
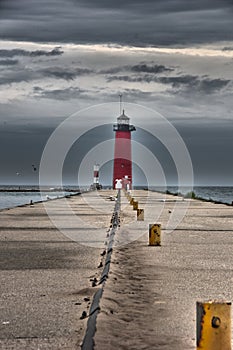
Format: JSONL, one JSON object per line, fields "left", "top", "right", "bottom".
{"left": 0, "top": 186, "right": 80, "bottom": 210}
{"left": 165, "top": 186, "right": 233, "bottom": 205}
{"left": 0, "top": 186, "right": 233, "bottom": 210}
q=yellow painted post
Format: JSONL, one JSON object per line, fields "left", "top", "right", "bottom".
{"left": 130, "top": 198, "right": 134, "bottom": 205}
{"left": 196, "top": 301, "right": 231, "bottom": 350}
{"left": 149, "top": 224, "right": 161, "bottom": 246}
{"left": 137, "top": 209, "right": 144, "bottom": 221}
{"left": 133, "top": 201, "right": 138, "bottom": 210}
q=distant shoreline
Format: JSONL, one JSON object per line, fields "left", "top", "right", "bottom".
{"left": 0, "top": 189, "right": 79, "bottom": 192}
{"left": 163, "top": 189, "right": 233, "bottom": 207}
{"left": 1, "top": 186, "right": 233, "bottom": 206}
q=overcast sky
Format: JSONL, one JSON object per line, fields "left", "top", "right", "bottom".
{"left": 0, "top": 0, "right": 233, "bottom": 186}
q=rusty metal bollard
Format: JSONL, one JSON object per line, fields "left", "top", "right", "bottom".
{"left": 130, "top": 198, "right": 134, "bottom": 205}
{"left": 149, "top": 224, "right": 161, "bottom": 246}
{"left": 133, "top": 201, "right": 138, "bottom": 210}
{"left": 137, "top": 209, "right": 144, "bottom": 221}
{"left": 196, "top": 300, "right": 231, "bottom": 350}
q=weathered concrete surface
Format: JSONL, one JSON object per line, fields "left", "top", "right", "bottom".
{"left": 95, "top": 190, "right": 233, "bottom": 349}
{"left": 0, "top": 190, "right": 115, "bottom": 349}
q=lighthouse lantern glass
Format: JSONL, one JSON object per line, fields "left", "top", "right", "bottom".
{"left": 117, "top": 116, "right": 129, "bottom": 125}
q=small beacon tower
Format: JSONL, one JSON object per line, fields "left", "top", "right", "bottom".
{"left": 113, "top": 110, "right": 136, "bottom": 189}
{"left": 91, "top": 163, "right": 102, "bottom": 190}
{"left": 93, "top": 164, "right": 100, "bottom": 187}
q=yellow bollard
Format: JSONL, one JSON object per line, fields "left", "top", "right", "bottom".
{"left": 133, "top": 201, "right": 138, "bottom": 210}
{"left": 137, "top": 209, "right": 144, "bottom": 221}
{"left": 196, "top": 301, "right": 231, "bottom": 350}
{"left": 149, "top": 224, "right": 161, "bottom": 246}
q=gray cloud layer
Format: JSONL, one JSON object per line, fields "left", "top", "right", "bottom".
{"left": 0, "top": 48, "right": 63, "bottom": 58}
{"left": 0, "top": 0, "right": 232, "bottom": 46}
{"left": 0, "top": 50, "right": 231, "bottom": 99}
{"left": 106, "top": 73, "right": 231, "bottom": 95}
{"left": 0, "top": 1, "right": 232, "bottom": 186}
{"left": 0, "top": 59, "right": 18, "bottom": 65}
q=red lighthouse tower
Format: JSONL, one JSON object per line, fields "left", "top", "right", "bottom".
{"left": 113, "top": 110, "right": 136, "bottom": 189}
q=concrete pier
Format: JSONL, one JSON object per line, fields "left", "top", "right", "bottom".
{"left": 94, "top": 190, "right": 233, "bottom": 350}
{"left": 1, "top": 189, "right": 233, "bottom": 349}
{"left": 0, "top": 191, "right": 115, "bottom": 349}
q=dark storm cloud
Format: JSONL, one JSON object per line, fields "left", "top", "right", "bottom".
{"left": 107, "top": 75, "right": 154, "bottom": 83}
{"left": 39, "top": 67, "right": 93, "bottom": 81}
{"left": 222, "top": 47, "right": 233, "bottom": 51}
{"left": 107, "top": 74, "right": 231, "bottom": 94}
{"left": 0, "top": 0, "right": 232, "bottom": 46}
{"left": 196, "top": 79, "right": 231, "bottom": 94}
{"left": 106, "top": 73, "right": 194, "bottom": 84}
{"left": 42, "top": 69, "right": 75, "bottom": 81}
{"left": 0, "top": 59, "right": 18, "bottom": 65}
{"left": 33, "top": 85, "right": 153, "bottom": 102}
{"left": 159, "top": 75, "right": 199, "bottom": 87}
{"left": 0, "top": 48, "right": 63, "bottom": 58}
{"left": 131, "top": 64, "right": 174, "bottom": 74}
{"left": 99, "top": 67, "right": 125, "bottom": 74}
{"left": 0, "top": 71, "right": 32, "bottom": 85}
{"left": 163, "top": 76, "right": 231, "bottom": 94}
{"left": 76, "top": 0, "right": 232, "bottom": 13}
{"left": 104, "top": 63, "right": 175, "bottom": 83}
{"left": 0, "top": 64, "right": 93, "bottom": 85}
{"left": 100, "top": 64, "right": 174, "bottom": 75}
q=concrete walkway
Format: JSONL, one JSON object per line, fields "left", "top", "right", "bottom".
{"left": 0, "top": 191, "right": 115, "bottom": 350}
{"left": 94, "top": 190, "right": 233, "bottom": 349}
{"left": 1, "top": 189, "right": 233, "bottom": 349}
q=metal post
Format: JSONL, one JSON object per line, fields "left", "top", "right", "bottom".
{"left": 196, "top": 301, "right": 231, "bottom": 350}
{"left": 133, "top": 201, "right": 138, "bottom": 210}
{"left": 137, "top": 209, "right": 144, "bottom": 221}
{"left": 149, "top": 224, "right": 161, "bottom": 246}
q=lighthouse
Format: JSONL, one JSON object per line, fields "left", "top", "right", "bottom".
{"left": 91, "top": 163, "right": 102, "bottom": 190}
{"left": 113, "top": 110, "right": 136, "bottom": 189}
